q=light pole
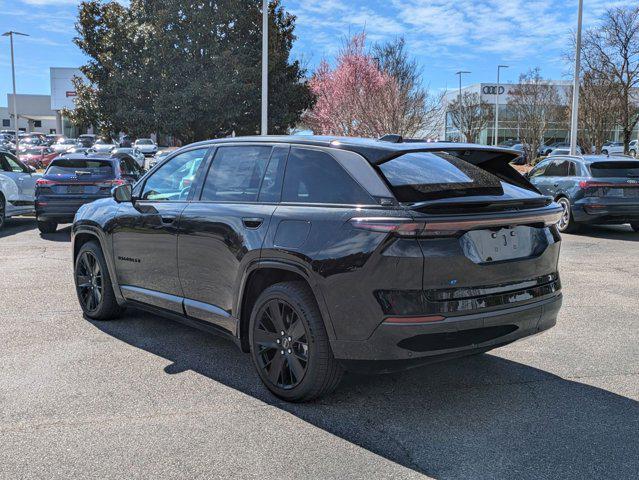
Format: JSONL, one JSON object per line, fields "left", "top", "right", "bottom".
{"left": 2, "top": 31, "right": 29, "bottom": 152}
{"left": 261, "top": 0, "right": 268, "bottom": 136}
{"left": 494, "top": 65, "right": 508, "bottom": 146}
{"left": 455, "top": 70, "right": 471, "bottom": 142}
{"left": 569, "top": 0, "right": 583, "bottom": 156}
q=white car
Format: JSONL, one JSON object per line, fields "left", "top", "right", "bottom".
{"left": 51, "top": 138, "right": 77, "bottom": 153}
{"left": 92, "top": 139, "right": 118, "bottom": 154}
{"left": 0, "top": 150, "right": 37, "bottom": 229}
{"left": 629, "top": 140, "right": 637, "bottom": 157}
{"left": 601, "top": 142, "right": 624, "bottom": 155}
{"left": 548, "top": 145, "right": 583, "bottom": 156}
{"left": 134, "top": 138, "right": 158, "bottom": 156}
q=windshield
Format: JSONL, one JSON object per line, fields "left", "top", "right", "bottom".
{"left": 378, "top": 151, "right": 503, "bottom": 202}
{"left": 22, "top": 149, "right": 43, "bottom": 155}
{"left": 47, "top": 159, "right": 114, "bottom": 176}
{"left": 136, "top": 139, "right": 153, "bottom": 145}
{"left": 590, "top": 161, "right": 639, "bottom": 178}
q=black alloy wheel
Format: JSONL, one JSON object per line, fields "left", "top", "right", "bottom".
{"left": 76, "top": 250, "right": 103, "bottom": 314}
{"left": 249, "top": 282, "right": 343, "bottom": 402}
{"left": 254, "top": 299, "right": 310, "bottom": 390}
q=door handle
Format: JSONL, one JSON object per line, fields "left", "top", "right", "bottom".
{"left": 242, "top": 217, "right": 264, "bottom": 229}
{"left": 161, "top": 216, "right": 176, "bottom": 224}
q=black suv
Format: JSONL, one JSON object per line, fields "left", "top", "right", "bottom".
{"left": 72, "top": 136, "right": 563, "bottom": 401}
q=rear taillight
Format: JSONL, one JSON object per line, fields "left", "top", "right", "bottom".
{"left": 349, "top": 218, "right": 459, "bottom": 237}
{"left": 36, "top": 178, "right": 56, "bottom": 186}
{"left": 98, "top": 179, "right": 126, "bottom": 188}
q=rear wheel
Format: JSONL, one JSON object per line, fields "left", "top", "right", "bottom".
{"left": 557, "top": 197, "right": 578, "bottom": 233}
{"left": 74, "top": 241, "right": 123, "bottom": 320}
{"left": 249, "top": 281, "right": 343, "bottom": 402}
{"left": 37, "top": 220, "right": 57, "bottom": 234}
{"left": 630, "top": 222, "right": 639, "bottom": 232}
{"left": 602, "top": 149, "right": 609, "bottom": 156}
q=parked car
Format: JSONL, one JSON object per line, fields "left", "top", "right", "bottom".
{"left": 133, "top": 138, "right": 158, "bottom": 156}
{"left": 61, "top": 147, "right": 91, "bottom": 156}
{"left": 112, "top": 147, "right": 145, "bottom": 168}
{"left": 601, "top": 142, "right": 624, "bottom": 156}
{"left": 92, "top": 139, "right": 118, "bottom": 154}
{"left": 45, "top": 134, "right": 65, "bottom": 146}
{"left": 498, "top": 139, "right": 521, "bottom": 147}
{"left": 547, "top": 145, "right": 582, "bottom": 156}
{"left": 539, "top": 142, "right": 568, "bottom": 156}
{"left": 71, "top": 136, "right": 563, "bottom": 401}
{"left": 147, "top": 148, "right": 174, "bottom": 169}
{"left": 35, "top": 155, "right": 140, "bottom": 233}
{"left": 18, "top": 147, "right": 59, "bottom": 169}
{"left": 20, "top": 136, "right": 44, "bottom": 147}
{"left": 527, "top": 154, "right": 639, "bottom": 232}
{"left": 77, "top": 134, "right": 96, "bottom": 148}
{"left": 629, "top": 140, "right": 637, "bottom": 157}
{"left": 52, "top": 138, "right": 77, "bottom": 154}
{"left": 0, "top": 150, "right": 37, "bottom": 229}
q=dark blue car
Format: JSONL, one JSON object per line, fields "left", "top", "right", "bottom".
{"left": 528, "top": 155, "right": 639, "bottom": 233}
{"left": 35, "top": 154, "right": 143, "bottom": 233}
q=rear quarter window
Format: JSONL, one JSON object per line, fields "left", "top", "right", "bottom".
{"left": 377, "top": 152, "right": 503, "bottom": 202}
{"left": 282, "top": 148, "right": 373, "bottom": 204}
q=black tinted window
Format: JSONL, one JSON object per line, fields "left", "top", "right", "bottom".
{"left": 590, "top": 161, "right": 639, "bottom": 178}
{"left": 201, "top": 146, "right": 272, "bottom": 202}
{"left": 47, "top": 159, "right": 114, "bottom": 176}
{"left": 282, "top": 148, "right": 372, "bottom": 204}
{"left": 378, "top": 152, "right": 502, "bottom": 202}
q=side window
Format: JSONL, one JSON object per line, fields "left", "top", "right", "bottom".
{"left": 141, "top": 148, "right": 208, "bottom": 201}
{"left": 200, "top": 146, "right": 272, "bottom": 202}
{"left": 529, "top": 161, "right": 550, "bottom": 178}
{"left": 544, "top": 159, "right": 569, "bottom": 177}
{"left": 282, "top": 148, "right": 373, "bottom": 204}
{"left": 3, "top": 154, "right": 26, "bottom": 173}
{"left": 568, "top": 162, "right": 577, "bottom": 176}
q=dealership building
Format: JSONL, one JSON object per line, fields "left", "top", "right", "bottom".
{"left": 1, "top": 67, "right": 90, "bottom": 137}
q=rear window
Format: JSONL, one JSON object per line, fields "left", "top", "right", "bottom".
{"left": 590, "top": 161, "right": 639, "bottom": 178}
{"left": 47, "top": 159, "right": 114, "bottom": 176}
{"left": 378, "top": 152, "right": 503, "bottom": 202}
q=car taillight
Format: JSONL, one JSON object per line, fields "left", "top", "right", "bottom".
{"left": 99, "top": 179, "right": 126, "bottom": 188}
{"left": 36, "top": 178, "right": 56, "bottom": 186}
{"left": 349, "top": 218, "right": 458, "bottom": 237}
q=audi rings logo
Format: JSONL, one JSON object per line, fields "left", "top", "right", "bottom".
{"left": 482, "top": 86, "right": 505, "bottom": 95}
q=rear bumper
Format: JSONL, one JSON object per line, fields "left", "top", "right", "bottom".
{"left": 332, "top": 293, "right": 562, "bottom": 372}
{"left": 36, "top": 197, "right": 106, "bottom": 222}
{"left": 573, "top": 199, "right": 639, "bottom": 224}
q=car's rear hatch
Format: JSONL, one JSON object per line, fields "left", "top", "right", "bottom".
{"left": 38, "top": 158, "right": 119, "bottom": 197}
{"left": 374, "top": 148, "right": 562, "bottom": 316}
{"left": 582, "top": 160, "right": 639, "bottom": 199}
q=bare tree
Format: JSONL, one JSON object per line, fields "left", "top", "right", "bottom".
{"left": 372, "top": 38, "right": 444, "bottom": 138}
{"left": 581, "top": 6, "right": 639, "bottom": 153}
{"left": 447, "top": 92, "right": 493, "bottom": 143}
{"left": 507, "top": 68, "right": 565, "bottom": 163}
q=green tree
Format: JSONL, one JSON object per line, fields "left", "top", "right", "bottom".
{"left": 72, "top": 0, "right": 311, "bottom": 142}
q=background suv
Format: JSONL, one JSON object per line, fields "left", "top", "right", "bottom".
{"left": 528, "top": 155, "right": 639, "bottom": 232}
{"left": 72, "top": 136, "right": 563, "bottom": 401}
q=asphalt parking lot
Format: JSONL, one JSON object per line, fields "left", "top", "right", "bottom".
{"left": 1, "top": 218, "right": 637, "bottom": 480}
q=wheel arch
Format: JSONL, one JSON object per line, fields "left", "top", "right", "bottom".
{"left": 235, "top": 261, "right": 336, "bottom": 353}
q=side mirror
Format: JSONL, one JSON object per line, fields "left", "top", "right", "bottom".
{"left": 113, "top": 183, "right": 133, "bottom": 203}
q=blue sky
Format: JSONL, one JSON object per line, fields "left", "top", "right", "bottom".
{"left": 0, "top": 0, "right": 632, "bottom": 107}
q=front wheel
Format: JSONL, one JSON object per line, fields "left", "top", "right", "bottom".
{"left": 74, "top": 241, "right": 123, "bottom": 320}
{"left": 249, "top": 282, "right": 343, "bottom": 402}
{"left": 630, "top": 150, "right": 637, "bottom": 158}
{"left": 557, "top": 197, "right": 579, "bottom": 233}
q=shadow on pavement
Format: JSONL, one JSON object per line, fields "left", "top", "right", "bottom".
{"left": 569, "top": 223, "right": 639, "bottom": 241}
{"left": 39, "top": 224, "right": 72, "bottom": 242}
{"left": 0, "top": 217, "right": 36, "bottom": 238}
{"left": 90, "top": 310, "right": 639, "bottom": 480}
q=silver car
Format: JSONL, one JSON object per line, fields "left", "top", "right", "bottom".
{"left": 51, "top": 138, "right": 77, "bottom": 153}
{"left": 0, "top": 150, "right": 37, "bottom": 229}
{"left": 92, "top": 139, "right": 118, "bottom": 154}
{"left": 112, "top": 147, "right": 146, "bottom": 168}
{"left": 134, "top": 138, "right": 158, "bottom": 156}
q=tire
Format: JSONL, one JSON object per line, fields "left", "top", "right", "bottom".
{"left": 631, "top": 222, "right": 639, "bottom": 232}
{"left": 249, "top": 281, "right": 343, "bottom": 402}
{"left": 37, "top": 220, "right": 58, "bottom": 234}
{"left": 631, "top": 150, "right": 637, "bottom": 158}
{"left": 74, "top": 240, "right": 123, "bottom": 320}
{"left": 602, "top": 150, "right": 608, "bottom": 156}
{"left": 556, "top": 197, "right": 579, "bottom": 233}
{"left": 0, "top": 195, "right": 5, "bottom": 230}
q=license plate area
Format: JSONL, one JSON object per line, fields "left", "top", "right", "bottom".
{"left": 461, "top": 226, "right": 539, "bottom": 263}
{"left": 67, "top": 185, "right": 84, "bottom": 194}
